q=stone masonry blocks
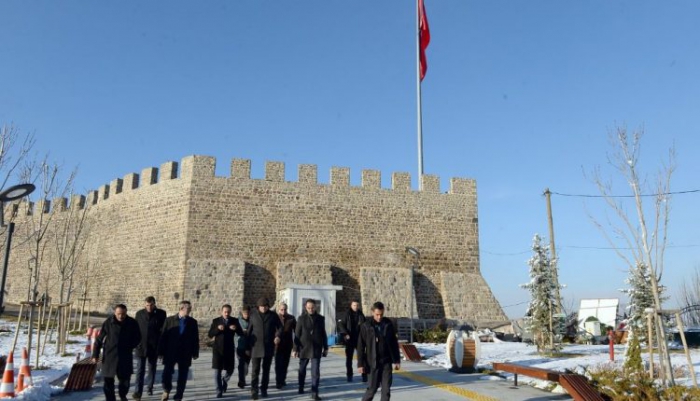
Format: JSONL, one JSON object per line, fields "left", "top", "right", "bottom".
{"left": 184, "top": 259, "right": 245, "bottom": 319}
{"left": 361, "top": 170, "right": 381, "bottom": 189}
{"left": 450, "top": 178, "right": 474, "bottom": 195}
{"left": 231, "top": 159, "right": 251, "bottom": 179}
{"left": 123, "top": 173, "right": 139, "bottom": 191}
{"left": 52, "top": 198, "right": 67, "bottom": 212}
{"left": 181, "top": 155, "right": 216, "bottom": 179}
{"left": 298, "top": 164, "right": 318, "bottom": 184}
{"left": 266, "top": 161, "right": 285, "bottom": 182}
{"left": 141, "top": 168, "right": 158, "bottom": 185}
{"left": 440, "top": 271, "right": 508, "bottom": 324}
{"left": 392, "top": 172, "right": 411, "bottom": 191}
{"left": 276, "top": 262, "right": 333, "bottom": 294}
{"left": 160, "top": 161, "right": 178, "bottom": 180}
{"left": 421, "top": 175, "right": 440, "bottom": 193}
{"left": 71, "top": 194, "right": 86, "bottom": 210}
{"left": 360, "top": 267, "right": 418, "bottom": 318}
{"left": 110, "top": 178, "right": 123, "bottom": 195}
{"left": 331, "top": 167, "right": 350, "bottom": 187}
{"left": 98, "top": 185, "right": 109, "bottom": 201}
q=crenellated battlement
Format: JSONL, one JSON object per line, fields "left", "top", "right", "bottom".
{"left": 9, "top": 155, "right": 476, "bottom": 214}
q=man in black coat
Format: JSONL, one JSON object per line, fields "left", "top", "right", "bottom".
{"left": 247, "top": 297, "right": 281, "bottom": 400}
{"left": 293, "top": 299, "right": 328, "bottom": 401}
{"left": 158, "top": 300, "right": 199, "bottom": 401}
{"left": 338, "top": 299, "right": 366, "bottom": 382}
{"left": 357, "top": 302, "right": 401, "bottom": 401}
{"left": 274, "top": 302, "right": 296, "bottom": 389}
{"left": 208, "top": 304, "right": 241, "bottom": 398}
{"left": 133, "top": 296, "right": 167, "bottom": 400}
{"left": 91, "top": 304, "right": 142, "bottom": 401}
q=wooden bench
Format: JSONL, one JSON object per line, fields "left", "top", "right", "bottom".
{"left": 492, "top": 362, "right": 604, "bottom": 401}
{"left": 64, "top": 357, "right": 98, "bottom": 392}
{"left": 399, "top": 343, "right": 423, "bottom": 362}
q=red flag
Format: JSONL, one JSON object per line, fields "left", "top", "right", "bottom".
{"left": 419, "top": 0, "right": 431, "bottom": 81}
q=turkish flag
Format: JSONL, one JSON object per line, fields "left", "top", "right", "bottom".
{"left": 419, "top": 0, "right": 430, "bottom": 81}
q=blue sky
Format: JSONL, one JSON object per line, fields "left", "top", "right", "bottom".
{"left": 2, "top": 1, "right": 699, "bottom": 318}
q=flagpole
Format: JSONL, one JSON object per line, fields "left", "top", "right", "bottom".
{"left": 416, "top": 0, "right": 424, "bottom": 191}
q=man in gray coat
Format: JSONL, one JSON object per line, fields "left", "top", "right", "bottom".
{"left": 91, "top": 304, "right": 142, "bottom": 401}
{"left": 293, "top": 299, "right": 328, "bottom": 401}
{"left": 247, "top": 297, "right": 281, "bottom": 400}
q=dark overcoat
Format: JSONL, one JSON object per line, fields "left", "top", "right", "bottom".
{"left": 247, "top": 309, "right": 282, "bottom": 358}
{"left": 134, "top": 307, "right": 167, "bottom": 358}
{"left": 338, "top": 308, "right": 365, "bottom": 347}
{"left": 92, "top": 315, "right": 141, "bottom": 378}
{"left": 208, "top": 316, "right": 241, "bottom": 370}
{"left": 277, "top": 312, "right": 296, "bottom": 353}
{"left": 356, "top": 317, "right": 400, "bottom": 370}
{"left": 293, "top": 312, "right": 328, "bottom": 359}
{"left": 158, "top": 314, "right": 200, "bottom": 367}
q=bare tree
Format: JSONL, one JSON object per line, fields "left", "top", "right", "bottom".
{"left": 0, "top": 123, "right": 35, "bottom": 191}
{"left": 588, "top": 126, "right": 675, "bottom": 384}
{"left": 53, "top": 193, "right": 90, "bottom": 303}
{"left": 18, "top": 158, "right": 76, "bottom": 363}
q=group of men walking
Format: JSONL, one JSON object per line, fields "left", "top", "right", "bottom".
{"left": 91, "top": 296, "right": 401, "bottom": 401}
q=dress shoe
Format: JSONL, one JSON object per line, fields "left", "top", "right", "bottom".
{"left": 216, "top": 392, "right": 223, "bottom": 398}
{"left": 238, "top": 381, "right": 245, "bottom": 389}
{"left": 251, "top": 391, "right": 259, "bottom": 400}
{"left": 311, "top": 393, "right": 322, "bottom": 400}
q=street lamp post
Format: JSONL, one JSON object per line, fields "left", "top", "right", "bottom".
{"left": 0, "top": 183, "right": 36, "bottom": 315}
{"left": 406, "top": 247, "right": 420, "bottom": 344}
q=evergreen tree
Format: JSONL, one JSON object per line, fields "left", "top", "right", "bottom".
{"left": 620, "top": 261, "right": 666, "bottom": 363}
{"left": 620, "top": 262, "right": 655, "bottom": 345}
{"left": 521, "top": 234, "right": 562, "bottom": 353}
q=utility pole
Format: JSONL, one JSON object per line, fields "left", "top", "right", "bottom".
{"left": 544, "top": 188, "right": 562, "bottom": 313}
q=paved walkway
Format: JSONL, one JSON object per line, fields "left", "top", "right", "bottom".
{"left": 54, "top": 348, "right": 572, "bottom": 401}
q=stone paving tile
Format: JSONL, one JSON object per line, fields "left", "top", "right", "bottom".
{"left": 53, "top": 349, "right": 572, "bottom": 400}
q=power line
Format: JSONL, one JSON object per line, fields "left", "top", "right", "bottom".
{"left": 549, "top": 189, "right": 700, "bottom": 198}
{"left": 482, "top": 243, "right": 700, "bottom": 256}
{"left": 502, "top": 300, "right": 529, "bottom": 308}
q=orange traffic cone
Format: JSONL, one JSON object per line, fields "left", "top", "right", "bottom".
{"left": 19, "top": 347, "right": 32, "bottom": 387}
{"left": 0, "top": 351, "right": 15, "bottom": 397}
{"left": 84, "top": 327, "right": 94, "bottom": 352}
{"left": 16, "top": 373, "right": 24, "bottom": 393}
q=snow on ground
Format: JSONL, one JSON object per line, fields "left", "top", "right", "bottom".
{"left": 415, "top": 340, "right": 700, "bottom": 391}
{"left": 0, "top": 318, "right": 89, "bottom": 400}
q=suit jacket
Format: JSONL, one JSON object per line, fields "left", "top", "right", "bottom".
{"left": 357, "top": 317, "right": 400, "bottom": 370}
{"left": 158, "top": 314, "right": 200, "bottom": 367}
{"left": 338, "top": 309, "right": 365, "bottom": 347}
{"left": 277, "top": 312, "right": 296, "bottom": 352}
{"left": 293, "top": 312, "right": 328, "bottom": 359}
{"left": 208, "top": 316, "right": 241, "bottom": 370}
{"left": 134, "top": 307, "right": 167, "bottom": 358}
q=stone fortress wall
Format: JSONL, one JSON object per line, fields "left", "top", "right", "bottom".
{"left": 3, "top": 155, "right": 508, "bottom": 326}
